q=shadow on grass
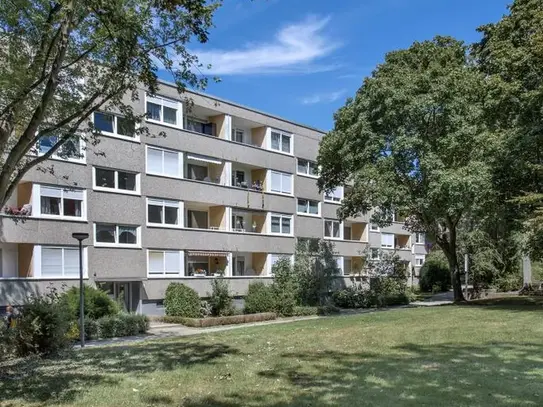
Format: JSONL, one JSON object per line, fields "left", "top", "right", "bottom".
{"left": 0, "top": 341, "right": 238, "bottom": 405}
{"left": 183, "top": 342, "right": 543, "bottom": 407}
{"left": 459, "top": 296, "right": 543, "bottom": 312}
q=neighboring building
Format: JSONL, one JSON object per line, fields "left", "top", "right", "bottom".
{"left": 0, "top": 82, "right": 427, "bottom": 314}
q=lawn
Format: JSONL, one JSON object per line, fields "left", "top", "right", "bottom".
{"left": 2, "top": 304, "right": 543, "bottom": 407}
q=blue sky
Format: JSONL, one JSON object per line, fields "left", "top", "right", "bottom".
{"left": 163, "top": 0, "right": 511, "bottom": 131}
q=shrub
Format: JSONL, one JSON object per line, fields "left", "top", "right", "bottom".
{"left": 207, "top": 278, "right": 234, "bottom": 317}
{"left": 419, "top": 252, "right": 451, "bottom": 292}
{"left": 14, "top": 289, "right": 71, "bottom": 356}
{"left": 159, "top": 313, "right": 277, "bottom": 327}
{"left": 0, "top": 324, "right": 15, "bottom": 361}
{"left": 164, "top": 283, "right": 201, "bottom": 318}
{"left": 271, "top": 257, "right": 298, "bottom": 317}
{"left": 244, "top": 282, "right": 276, "bottom": 314}
{"left": 84, "top": 319, "right": 100, "bottom": 340}
{"left": 292, "top": 306, "right": 319, "bottom": 316}
{"left": 95, "top": 314, "right": 148, "bottom": 338}
{"left": 200, "top": 300, "right": 212, "bottom": 318}
{"left": 66, "top": 321, "right": 80, "bottom": 341}
{"left": 317, "top": 303, "right": 341, "bottom": 315}
{"left": 494, "top": 273, "right": 523, "bottom": 292}
{"left": 60, "top": 285, "right": 120, "bottom": 321}
{"left": 332, "top": 286, "right": 368, "bottom": 308}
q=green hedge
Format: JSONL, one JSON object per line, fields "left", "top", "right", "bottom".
{"left": 292, "top": 306, "right": 319, "bottom": 316}
{"left": 419, "top": 252, "right": 451, "bottom": 292}
{"left": 159, "top": 312, "right": 277, "bottom": 327}
{"left": 60, "top": 285, "right": 120, "bottom": 320}
{"left": 66, "top": 314, "right": 149, "bottom": 340}
{"left": 244, "top": 282, "right": 276, "bottom": 314}
{"left": 164, "top": 283, "right": 201, "bottom": 318}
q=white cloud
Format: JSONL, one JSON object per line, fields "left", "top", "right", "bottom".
{"left": 300, "top": 89, "right": 347, "bottom": 105}
{"left": 193, "top": 15, "right": 340, "bottom": 75}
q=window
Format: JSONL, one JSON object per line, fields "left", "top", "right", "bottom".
{"left": 415, "top": 233, "right": 425, "bottom": 244}
{"left": 370, "top": 223, "right": 380, "bottom": 232}
{"left": 270, "top": 130, "right": 292, "bottom": 154}
{"left": 148, "top": 251, "right": 182, "bottom": 276}
{"left": 93, "top": 112, "right": 136, "bottom": 139}
{"left": 415, "top": 255, "right": 425, "bottom": 267}
{"left": 146, "top": 95, "right": 181, "bottom": 127}
{"left": 271, "top": 214, "right": 292, "bottom": 235}
{"left": 370, "top": 248, "right": 380, "bottom": 260}
{"left": 41, "top": 247, "right": 80, "bottom": 277}
{"left": 146, "top": 146, "right": 182, "bottom": 178}
{"left": 232, "top": 215, "right": 245, "bottom": 231}
{"left": 270, "top": 171, "right": 292, "bottom": 195}
{"left": 37, "top": 186, "right": 84, "bottom": 219}
{"left": 186, "top": 118, "right": 213, "bottom": 135}
{"left": 324, "top": 220, "right": 342, "bottom": 239}
{"left": 95, "top": 224, "right": 139, "bottom": 247}
{"left": 232, "top": 170, "right": 246, "bottom": 187}
{"left": 381, "top": 233, "right": 394, "bottom": 248}
{"left": 324, "top": 187, "right": 343, "bottom": 203}
{"left": 343, "top": 225, "right": 352, "bottom": 240}
{"left": 186, "top": 164, "right": 208, "bottom": 181}
{"left": 147, "top": 199, "right": 180, "bottom": 227}
{"left": 297, "top": 198, "right": 320, "bottom": 215}
{"left": 297, "top": 159, "right": 318, "bottom": 176}
{"left": 232, "top": 128, "right": 244, "bottom": 143}
{"left": 344, "top": 257, "right": 352, "bottom": 275}
{"left": 93, "top": 167, "right": 139, "bottom": 194}
{"left": 37, "top": 135, "right": 84, "bottom": 162}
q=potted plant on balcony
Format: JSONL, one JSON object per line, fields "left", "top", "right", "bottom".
{"left": 193, "top": 268, "right": 207, "bottom": 277}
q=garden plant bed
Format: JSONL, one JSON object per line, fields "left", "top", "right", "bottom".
{"left": 157, "top": 312, "right": 277, "bottom": 327}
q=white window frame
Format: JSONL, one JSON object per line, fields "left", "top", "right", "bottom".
{"left": 147, "top": 250, "right": 184, "bottom": 277}
{"left": 269, "top": 213, "right": 293, "bottom": 236}
{"left": 94, "top": 223, "right": 141, "bottom": 248}
{"left": 269, "top": 129, "right": 293, "bottom": 155}
{"left": 296, "top": 198, "right": 321, "bottom": 217}
{"left": 370, "top": 223, "right": 380, "bottom": 232}
{"left": 324, "top": 187, "right": 343, "bottom": 203}
{"left": 146, "top": 198, "right": 183, "bottom": 229}
{"left": 145, "top": 94, "right": 183, "bottom": 129}
{"left": 296, "top": 158, "right": 318, "bottom": 178}
{"left": 268, "top": 170, "right": 293, "bottom": 195}
{"left": 33, "top": 246, "right": 88, "bottom": 279}
{"left": 32, "top": 184, "right": 87, "bottom": 221}
{"left": 36, "top": 133, "right": 86, "bottom": 164}
{"left": 145, "top": 145, "right": 183, "bottom": 179}
{"left": 92, "top": 167, "right": 141, "bottom": 195}
{"left": 324, "top": 219, "right": 343, "bottom": 240}
{"left": 231, "top": 128, "right": 245, "bottom": 143}
{"left": 381, "top": 233, "right": 394, "bottom": 249}
{"left": 415, "top": 232, "right": 425, "bottom": 244}
{"left": 92, "top": 111, "right": 140, "bottom": 142}
{"left": 415, "top": 255, "right": 426, "bottom": 267}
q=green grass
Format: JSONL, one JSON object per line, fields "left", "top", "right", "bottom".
{"left": 2, "top": 304, "right": 543, "bottom": 407}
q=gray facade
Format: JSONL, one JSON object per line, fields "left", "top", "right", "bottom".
{"left": 0, "top": 82, "right": 427, "bottom": 314}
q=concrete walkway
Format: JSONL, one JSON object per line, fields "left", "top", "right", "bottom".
{"left": 79, "top": 300, "right": 452, "bottom": 349}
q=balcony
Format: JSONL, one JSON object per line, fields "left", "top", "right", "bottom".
{"left": 184, "top": 152, "right": 228, "bottom": 186}
{"left": 186, "top": 250, "right": 230, "bottom": 277}
{"left": 343, "top": 221, "right": 369, "bottom": 243}
{"left": 343, "top": 256, "right": 366, "bottom": 276}
{"left": 395, "top": 234, "right": 412, "bottom": 251}
{"left": 231, "top": 208, "right": 267, "bottom": 234}
{"left": 185, "top": 202, "right": 228, "bottom": 231}
{"left": 231, "top": 117, "right": 267, "bottom": 149}
{"left": 231, "top": 162, "right": 266, "bottom": 192}
{"left": 231, "top": 252, "right": 268, "bottom": 276}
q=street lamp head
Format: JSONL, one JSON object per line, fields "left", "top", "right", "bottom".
{"left": 72, "top": 232, "right": 90, "bottom": 242}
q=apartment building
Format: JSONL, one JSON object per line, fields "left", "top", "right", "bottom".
{"left": 0, "top": 81, "right": 427, "bottom": 314}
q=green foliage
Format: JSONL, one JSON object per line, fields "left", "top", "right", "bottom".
{"left": 0, "top": 324, "right": 15, "bottom": 361}
{"left": 317, "top": 302, "right": 341, "bottom": 315}
{"left": 159, "top": 313, "right": 277, "bottom": 327}
{"left": 295, "top": 239, "right": 340, "bottom": 306}
{"left": 94, "top": 314, "right": 148, "bottom": 339}
{"left": 0, "top": 1, "right": 221, "bottom": 209}
{"left": 13, "top": 288, "right": 71, "bottom": 356}
{"left": 494, "top": 273, "right": 523, "bottom": 293}
{"left": 207, "top": 278, "right": 234, "bottom": 317}
{"left": 84, "top": 319, "right": 101, "bottom": 340}
{"left": 332, "top": 286, "right": 368, "bottom": 308}
{"left": 292, "top": 306, "right": 319, "bottom": 316}
{"left": 271, "top": 257, "right": 298, "bottom": 317}
{"left": 420, "top": 251, "right": 451, "bottom": 292}
{"left": 164, "top": 283, "right": 201, "bottom": 318}
{"left": 60, "top": 285, "right": 120, "bottom": 321}
{"left": 244, "top": 282, "right": 276, "bottom": 314}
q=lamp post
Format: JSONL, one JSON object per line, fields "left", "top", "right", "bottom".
{"left": 72, "top": 232, "right": 89, "bottom": 348}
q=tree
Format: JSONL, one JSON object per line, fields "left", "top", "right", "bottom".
{"left": 0, "top": 0, "right": 220, "bottom": 210}
{"left": 318, "top": 37, "right": 495, "bottom": 301}
{"left": 473, "top": 0, "right": 543, "bottom": 260}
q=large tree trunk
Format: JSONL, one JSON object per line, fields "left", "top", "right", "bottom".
{"left": 447, "top": 253, "right": 465, "bottom": 302}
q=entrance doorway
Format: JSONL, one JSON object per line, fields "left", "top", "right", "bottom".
{"left": 96, "top": 281, "right": 139, "bottom": 313}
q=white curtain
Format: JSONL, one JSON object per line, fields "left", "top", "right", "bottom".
{"left": 381, "top": 233, "right": 394, "bottom": 248}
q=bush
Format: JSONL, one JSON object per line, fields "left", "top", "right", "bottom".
{"left": 494, "top": 273, "right": 523, "bottom": 292}
{"left": 0, "top": 324, "right": 15, "bottom": 361}
{"left": 207, "top": 278, "right": 234, "bottom": 317}
{"left": 95, "top": 314, "right": 148, "bottom": 338}
{"left": 84, "top": 319, "right": 100, "bottom": 340}
{"left": 200, "top": 300, "right": 212, "bottom": 318}
{"left": 292, "top": 306, "right": 319, "bottom": 316}
{"left": 60, "top": 285, "right": 120, "bottom": 321}
{"left": 244, "top": 282, "right": 276, "bottom": 314}
{"left": 66, "top": 321, "right": 80, "bottom": 341}
{"left": 271, "top": 258, "right": 298, "bottom": 317}
{"left": 159, "top": 313, "right": 277, "bottom": 327}
{"left": 14, "top": 289, "right": 71, "bottom": 356}
{"left": 164, "top": 283, "right": 201, "bottom": 318}
{"left": 419, "top": 252, "right": 451, "bottom": 292}
{"left": 317, "top": 302, "right": 341, "bottom": 315}
{"left": 332, "top": 286, "right": 368, "bottom": 308}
